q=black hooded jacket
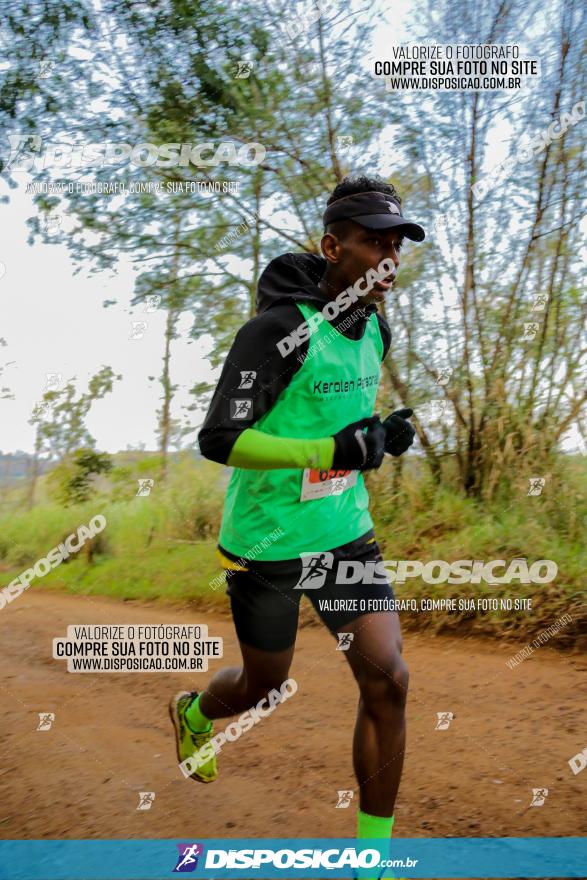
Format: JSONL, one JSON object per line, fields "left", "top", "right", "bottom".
{"left": 198, "top": 252, "right": 391, "bottom": 464}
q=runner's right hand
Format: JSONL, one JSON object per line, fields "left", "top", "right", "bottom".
{"left": 332, "top": 416, "right": 386, "bottom": 471}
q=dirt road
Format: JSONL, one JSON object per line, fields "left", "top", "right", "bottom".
{"left": 1, "top": 590, "right": 586, "bottom": 841}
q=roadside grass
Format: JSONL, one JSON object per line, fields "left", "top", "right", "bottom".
{"left": 19, "top": 541, "right": 222, "bottom": 606}
{"left": 1, "top": 455, "right": 585, "bottom": 647}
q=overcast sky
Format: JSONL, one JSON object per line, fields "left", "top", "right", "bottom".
{"left": 0, "top": 0, "right": 411, "bottom": 455}
{"left": 0, "top": 186, "right": 219, "bottom": 453}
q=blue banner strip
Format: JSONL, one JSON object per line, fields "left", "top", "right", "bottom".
{"left": 0, "top": 838, "right": 585, "bottom": 879}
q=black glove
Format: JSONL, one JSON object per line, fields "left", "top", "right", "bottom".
{"left": 382, "top": 408, "right": 416, "bottom": 457}
{"left": 332, "top": 416, "right": 386, "bottom": 471}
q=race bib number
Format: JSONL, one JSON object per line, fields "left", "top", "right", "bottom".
{"left": 300, "top": 468, "right": 357, "bottom": 502}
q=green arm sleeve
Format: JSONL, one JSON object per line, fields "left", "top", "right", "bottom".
{"left": 227, "top": 428, "right": 335, "bottom": 470}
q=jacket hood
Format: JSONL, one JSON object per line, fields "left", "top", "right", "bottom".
{"left": 256, "top": 251, "right": 379, "bottom": 323}
{"left": 256, "top": 252, "right": 332, "bottom": 314}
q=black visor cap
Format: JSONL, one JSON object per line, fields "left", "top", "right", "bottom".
{"left": 323, "top": 191, "right": 425, "bottom": 242}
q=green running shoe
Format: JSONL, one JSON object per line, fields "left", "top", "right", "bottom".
{"left": 169, "top": 690, "right": 218, "bottom": 783}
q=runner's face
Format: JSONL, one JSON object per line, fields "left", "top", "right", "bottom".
{"left": 322, "top": 223, "right": 404, "bottom": 304}
{"left": 340, "top": 225, "right": 403, "bottom": 304}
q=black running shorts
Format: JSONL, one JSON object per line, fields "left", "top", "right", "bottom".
{"left": 217, "top": 529, "right": 395, "bottom": 652}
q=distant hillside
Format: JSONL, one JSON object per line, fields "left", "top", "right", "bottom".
{"left": 0, "top": 452, "right": 50, "bottom": 486}
{"left": 0, "top": 448, "right": 200, "bottom": 487}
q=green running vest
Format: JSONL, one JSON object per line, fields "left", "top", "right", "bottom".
{"left": 218, "top": 301, "right": 383, "bottom": 560}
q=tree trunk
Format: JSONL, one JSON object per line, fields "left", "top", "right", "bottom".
{"left": 26, "top": 433, "right": 41, "bottom": 510}
{"left": 160, "top": 216, "right": 182, "bottom": 480}
{"left": 160, "top": 307, "right": 179, "bottom": 480}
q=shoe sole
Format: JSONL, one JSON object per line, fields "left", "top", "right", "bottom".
{"left": 169, "top": 691, "right": 217, "bottom": 784}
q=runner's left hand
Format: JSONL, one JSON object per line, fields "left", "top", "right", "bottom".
{"left": 382, "top": 408, "right": 416, "bottom": 456}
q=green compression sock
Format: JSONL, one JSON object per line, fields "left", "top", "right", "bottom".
{"left": 357, "top": 811, "right": 395, "bottom": 880}
{"left": 185, "top": 694, "right": 212, "bottom": 733}
{"left": 357, "top": 809, "right": 395, "bottom": 839}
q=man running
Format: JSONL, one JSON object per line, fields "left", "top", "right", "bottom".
{"left": 170, "top": 175, "right": 424, "bottom": 856}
